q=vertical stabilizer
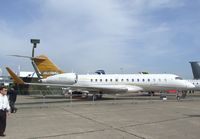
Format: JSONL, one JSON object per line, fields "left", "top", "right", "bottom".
{"left": 32, "top": 55, "right": 64, "bottom": 78}
{"left": 189, "top": 61, "right": 200, "bottom": 79}
{"left": 6, "top": 67, "right": 25, "bottom": 84}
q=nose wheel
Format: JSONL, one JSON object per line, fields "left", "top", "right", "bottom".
{"left": 176, "top": 91, "right": 187, "bottom": 100}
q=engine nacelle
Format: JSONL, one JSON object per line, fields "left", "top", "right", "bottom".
{"left": 41, "top": 73, "right": 78, "bottom": 85}
{"left": 126, "top": 86, "right": 143, "bottom": 93}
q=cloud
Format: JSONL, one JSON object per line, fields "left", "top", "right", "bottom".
{"left": 23, "top": 0, "right": 135, "bottom": 72}
{"left": 0, "top": 0, "right": 199, "bottom": 78}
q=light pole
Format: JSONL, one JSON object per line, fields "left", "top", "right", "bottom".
{"left": 31, "top": 39, "right": 40, "bottom": 57}
{"left": 30, "top": 39, "right": 41, "bottom": 79}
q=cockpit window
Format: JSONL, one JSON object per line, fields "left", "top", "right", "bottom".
{"left": 175, "top": 77, "right": 183, "bottom": 80}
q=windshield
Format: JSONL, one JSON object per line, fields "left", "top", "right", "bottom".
{"left": 175, "top": 77, "right": 183, "bottom": 80}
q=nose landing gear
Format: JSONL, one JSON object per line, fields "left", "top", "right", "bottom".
{"left": 176, "top": 91, "right": 187, "bottom": 100}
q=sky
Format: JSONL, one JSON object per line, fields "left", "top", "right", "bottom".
{"left": 0, "top": 0, "right": 200, "bottom": 78}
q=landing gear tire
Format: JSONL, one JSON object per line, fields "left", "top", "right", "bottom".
{"left": 148, "top": 91, "right": 155, "bottom": 96}
{"left": 176, "top": 92, "right": 182, "bottom": 101}
{"left": 92, "top": 95, "right": 99, "bottom": 101}
{"left": 98, "top": 94, "right": 102, "bottom": 99}
{"left": 176, "top": 96, "right": 180, "bottom": 101}
{"left": 182, "top": 91, "right": 187, "bottom": 99}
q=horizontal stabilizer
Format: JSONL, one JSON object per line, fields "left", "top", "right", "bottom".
{"left": 9, "top": 54, "right": 46, "bottom": 60}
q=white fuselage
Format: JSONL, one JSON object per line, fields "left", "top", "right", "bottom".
{"left": 78, "top": 74, "right": 193, "bottom": 91}
{"left": 41, "top": 73, "right": 194, "bottom": 93}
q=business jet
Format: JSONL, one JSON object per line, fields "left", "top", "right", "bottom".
{"left": 9, "top": 55, "right": 195, "bottom": 98}
{"left": 6, "top": 65, "right": 194, "bottom": 100}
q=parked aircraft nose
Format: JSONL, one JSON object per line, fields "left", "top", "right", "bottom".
{"left": 187, "top": 82, "right": 195, "bottom": 89}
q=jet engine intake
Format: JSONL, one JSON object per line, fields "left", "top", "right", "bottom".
{"left": 42, "top": 73, "right": 78, "bottom": 85}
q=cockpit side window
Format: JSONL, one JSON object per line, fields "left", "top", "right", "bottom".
{"left": 175, "top": 77, "right": 183, "bottom": 80}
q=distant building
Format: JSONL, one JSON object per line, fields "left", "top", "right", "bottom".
{"left": 19, "top": 71, "right": 38, "bottom": 78}
{"left": 0, "top": 76, "right": 12, "bottom": 86}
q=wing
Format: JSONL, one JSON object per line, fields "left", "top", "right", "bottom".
{"left": 6, "top": 67, "right": 143, "bottom": 94}
{"left": 63, "top": 84, "right": 143, "bottom": 94}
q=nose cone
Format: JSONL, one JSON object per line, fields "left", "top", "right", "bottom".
{"left": 187, "top": 82, "right": 195, "bottom": 89}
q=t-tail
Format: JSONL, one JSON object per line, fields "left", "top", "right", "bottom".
{"left": 189, "top": 61, "right": 200, "bottom": 79}
{"left": 10, "top": 54, "right": 64, "bottom": 79}
{"left": 32, "top": 55, "right": 64, "bottom": 78}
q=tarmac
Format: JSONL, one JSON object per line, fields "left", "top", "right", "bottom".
{"left": 3, "top": 93, "right": 200, "bottom": 139}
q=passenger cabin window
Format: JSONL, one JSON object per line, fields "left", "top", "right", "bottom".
{"left": 153, "top": 79, "right": 156, "bottom": 82}
{"left": 132, "top": 79, "right": 134, "bottom": 82}
{"left": 158, "top": 79, "right": 161, "bottom": 82}
{"left": 95, "top": 79, "right": 98, "bottom": 82}
{"left": 105, "top": 79, "right": 108, "bottom": 82}
{"left": 100, "top": 79, "right": 102, "bottom": 82}
{"left": 110, "top": 79, "right": 112, "bottom": 82}
{"left": 115, "top": 79, "right": 118, "bottom": 82}
{"left": 91, "top": 79, "right": 93, "bottom": 82}
{"left": 148, "top": 79, "right": 150, "bottom": 82}
{"left": 126, "top": 79, "right": 129, "bottom": 82}
{"left": 142, "top": 79, "right": 145, "bottom": 82}
{"left": 121, "top": 79, "right": 124, "bottom": 82}
{"left": 137, "top": 79, "right": 139, "bottom": 82}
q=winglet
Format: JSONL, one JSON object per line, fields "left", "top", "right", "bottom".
{"left": 6, "top": 67, "right": 25, "bottom": 84}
